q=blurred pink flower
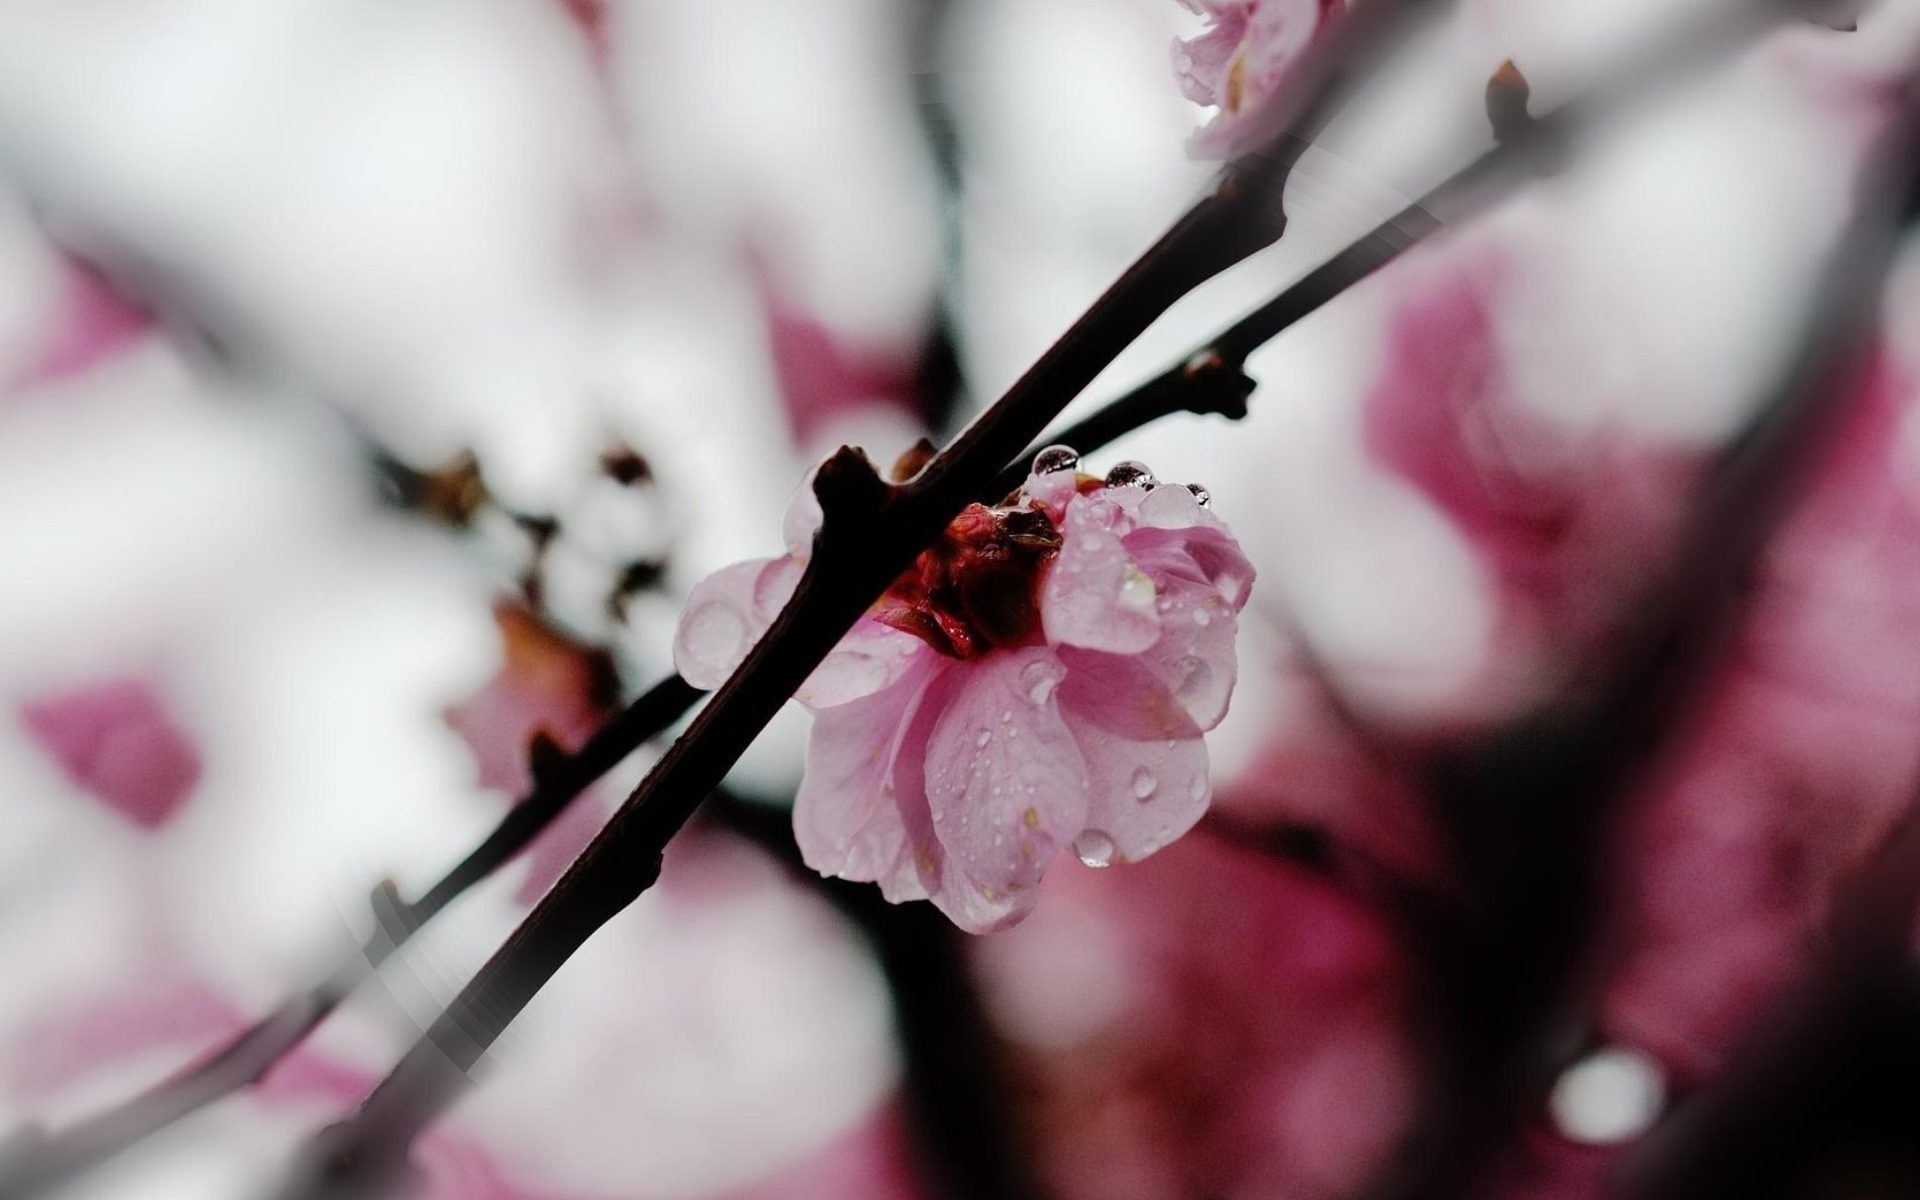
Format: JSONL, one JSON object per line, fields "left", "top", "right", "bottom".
{"left": 444, "top": 603, "right": 622, "bottom": 902}
{"left": 1175, "top": 0, "right": 1346, "bottom": 155}
{"left": 1363, "top": 247, "right": 1703, "bottom": 716}
{"left": 19, "top": 677, "right": 203, "bottom": 830}
{"left": 17, "top": 254, "right": 154, "bottom": 390}
{"left": 974, "top": 834, "right": 1414, "bottom": 1199}
{"left": 674, "top": 452, "right": 1255, "bottom": 932}
{"left": 1605, "top": 340, "right": 1920, "bottom": 1080}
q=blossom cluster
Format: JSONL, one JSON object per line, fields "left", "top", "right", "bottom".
{"left": 675, "top": 448, "right": 1255, "bottom": 932}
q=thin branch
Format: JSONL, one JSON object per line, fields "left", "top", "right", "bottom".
{"left": 992, "top": 0, "right": 1797, "bottom": 499}
{"left": 0, "top": 674, "right": 703, "bottom": 1200}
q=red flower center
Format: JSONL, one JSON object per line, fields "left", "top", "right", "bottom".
{"left": 871, "top": 503, "right": 1063, "bottom": 658}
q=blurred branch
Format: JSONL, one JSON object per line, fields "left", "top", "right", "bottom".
{"left": 706, "top": 793, "right": 1047, "bottom": 1200}
{"left": 260, "top": 4, "right": 1444, "bottom": 1191}
{"left": 0, "top": 674, "right": 702, "bottom": 1200}
{"left": 1364, "top": 90, "right": 1920, "bottom": 1200}
{"left": 1620, "top": 812, "right": 1920, "bottom": 1196}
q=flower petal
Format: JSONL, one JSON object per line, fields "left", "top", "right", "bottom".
{"left": 1141, "top": 574, "right": 1243, "bottom": 730}
{"left": 672, "top": 555, "right": 801, "bottom": 689}
{"left": 797, "top": 620, "right": 933, "bottom": 708}
{"left": 923, "top": 648, "right": 1089, "bottom": 932}
{"left": 1060, "top": 703, "right": 1212, "bottom": 867}
{"left": 782, "top": 472, "right": 826, "bottom": 559}
{"left": 794, "top": 657, "right": 945, "bottom": 900}
{"left": 1042, "top": 492, "right": 1162, "bottom": 654}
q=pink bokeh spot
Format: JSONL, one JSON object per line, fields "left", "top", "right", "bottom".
{"left": 675, "top": 460, "right": 1255, "bottom": 932}
{"left": 4, "top": 978, "right": 245, "bottom": 1104}
{"left": 757, "top": 272, "right": 919, "bottom": 446}
{"left": 974, "top": 833, "right": 1414, "bottom": 1199}
{"left": 20, "top": 677, "right": 204, "bottom": 830}
{"left": 19, "top": 255, "right": 155, "bottom": 389}
{"left": 1362, "top": 252, "right": 1702, "bottom": 706}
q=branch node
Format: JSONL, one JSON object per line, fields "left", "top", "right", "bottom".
{"left": 1486, "top": 59, "right": 1533, "bottom": 145}
{"left": 812, "top": 446, "right": 892, "bottom": 522}
{"left": 1181, "top": 349, "right": 1257, "bottom": 420}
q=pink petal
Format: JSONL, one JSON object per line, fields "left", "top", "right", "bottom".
{"left": 445, "top": 605, "right": 616, "bottom": 796}
{"left": 759, "top": 276, "right": 917, "bottom": 447}
{"left": 673, "top": 556, "right": 802, "bottom": 689}
{"left": 1053, "top": 647, "right": 1204, "bottom": 745}
{"left": 796, "top": 621, "right": 933, "bottom": 709}
{"left": 1135, "top": 573, "right": 1242, "bottom": 730}
{"left": 19, "top": 678, "right": 203, "bottom": 830}
{"left": 923, "top": 648, "right": 1090, "bottom": 932}
{"left": 1060, "top": 703, "right": 1211, "bottom": 867}
{"left": 1042, "top": 492, "right": 1162, "bottom": 654}
{"left": 782, "top": 475, "right": 826, "bottom": 559}
{"left": 21, "top": 255, "right": 155, "bottom": 387}
{"left": 794, "top": 656, "right": 944, "bottom": 898}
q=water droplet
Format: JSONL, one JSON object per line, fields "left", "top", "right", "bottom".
{"left": 1105, "top": 461, "right": 1156, "bottom": 489}
{"left": 1021, "top": 659, "right": 1063, "bottom": 706}
{"left": 1131, "top": 767, "right": 1158, "bottom": 801}
{"left": 975, "top": 729, "right": 991, "bottom": 748}
{"left": 1192, "top": 607, "right": 1212, "bottom": 627}
{"left": 1188, "top": 775, "right": 1208, "bottom": 803}
{"left": 1186, "top": 483, "right": 1212, "bottom": 507}
{"left": 679, "top": 602, "right": 748, "bottom": 672}
{"left": 1174, "top": 656, "right": 1212, "bottom": 704}
{"left": 1075, "top": 831, "right": 1116, "bottom": 868}
{"left": 1119, "top": 567, "right": 1156, "bottom": 612}
{"left": 1033, "top": 445, "right": 1080, "bottom": 475}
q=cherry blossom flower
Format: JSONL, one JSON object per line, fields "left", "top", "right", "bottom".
{"left": 674, "top": 449, "right": 1256, "bottom": 932}
{"left": 1175, "top": 0, "right": 1347, "bottom": 155}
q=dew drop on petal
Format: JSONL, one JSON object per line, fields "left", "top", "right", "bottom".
{"left": 1131, "top": 766, "right": 1158, "bottom": 801}
{"left": 1033, "top": 445, "right": 1080, "bottom": 475}
{"left": 1186, "top": 483, "right": 1211, "bottom": 507}
{"left": 1021, "top": 658, "right": 1063, "bottom": 706}
{"left": 1105, "top": 461, "right": 1156, "bottom": 489}
{"left": 1188, "top": 774, "right": 1208, "bottom": 804}
{"left": 1075, "top": 831, "right": 1116, "bottom": 868}
{"left": 975, "top": 728, "right": 992, "bottom": 748}
{"left": 1119, "top": 566, "right": 1157, "bottom": 613}
{"left": 680, "top": 602, "right": 748, "bottom": 674}
{"left": 1192, "top": 607, "right": 1212, "bottom": 627}
{"left": 1174, "top": 656, "right": 1212, "bottom": 704}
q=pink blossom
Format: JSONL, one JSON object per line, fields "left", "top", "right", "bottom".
{"left": 674, "top": 450, "right": 1255, "bottom": 932}
{"left": 443, "top": 603, "right": 622, "bottom": 902}
{"left": 19, "top": 677, "right": 203, "bottom": 830}
{"left": 1175, "top": 0, "right": 1347, "bottom": 155}
{"left": 16, "top": 254, "right": 155, "bottom": 391}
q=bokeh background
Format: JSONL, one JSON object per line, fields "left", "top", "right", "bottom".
{"left": 3, "top": 0, "right": 1920, "bottom": 1197}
